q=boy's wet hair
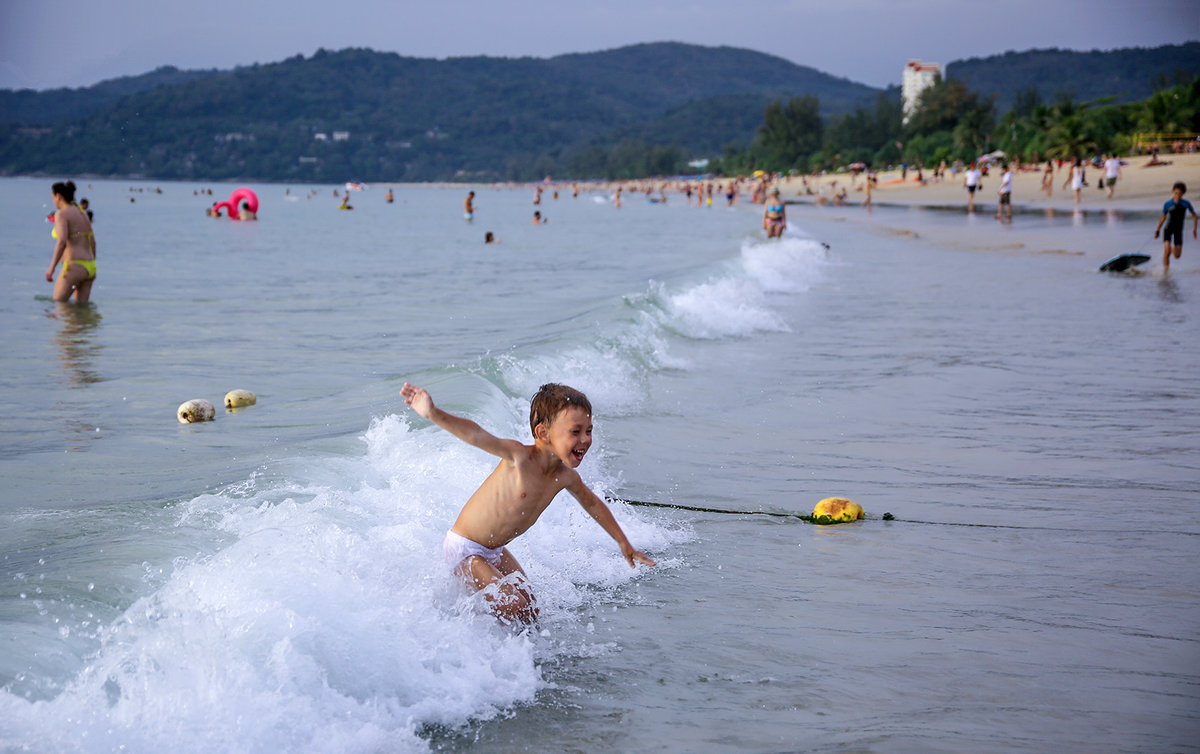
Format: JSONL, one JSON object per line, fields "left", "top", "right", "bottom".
{"left": 530, "top": 384, "right": 591, "bottom": 435}
{"left": 1173, "top": 182, "right": 1187, "bottom": 194}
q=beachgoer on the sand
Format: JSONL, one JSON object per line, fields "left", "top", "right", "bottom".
{"left": 45, "top": 180, "right": 97, "bottom": 304}
{"left": 1154, "top": 181, "right": 1197, "bottom": 273}
{"left": 996, "top": 163, "right": 1013, "bottom": 223}
{"left": 964, "top": 162, "right": 982, "bottom": 211}
{"left": 1063, "top": 156, "right": 1085, "bottom": 203}
{"left": 1042, "top": 160, "right": 1054, "bottom": 196}
{"left": 399, "top": 382, "right": 655, "bottom": 623}
{"left": 1103, "top": 154, "right": 1122, "bottom": 199}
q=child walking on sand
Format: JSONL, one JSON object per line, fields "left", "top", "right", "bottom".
{"left": 400, "top": 382, "right": 655, "bottom": 623}
{"left": 1154, "top": 181, "right": 1197, "bottom": 272}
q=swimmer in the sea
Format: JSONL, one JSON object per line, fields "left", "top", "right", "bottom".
{"left": 763, "top": 187, "right": 786, "bottom": 238}
{"left": 45, "top": 180, "right": 97, "bottom": 303}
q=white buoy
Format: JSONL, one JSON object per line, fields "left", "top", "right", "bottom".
{"left": 224, "top": 389, "right": 257, "bottom": 409}
{"left": 177, "top": 399, "right": 216, "bottom": 424}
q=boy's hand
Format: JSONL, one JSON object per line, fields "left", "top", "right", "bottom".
{"left": 400, "top": 382, "right": 434, "bottom": 419}
{"left": 622, "top": 543, "right": 656, "bottom": 568}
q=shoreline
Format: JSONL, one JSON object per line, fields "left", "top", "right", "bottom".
{"left": 13, "top": 150, "right": 1197, "bottom": 209}
{"left": 777, "top": 152, "right": 1200, "bottom": 215}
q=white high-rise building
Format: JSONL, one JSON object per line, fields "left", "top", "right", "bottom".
{"left": 902, "top": 60, "right": 941, "bottom": 123}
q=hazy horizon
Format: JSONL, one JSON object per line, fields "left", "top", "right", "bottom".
{"left": 1, "top": 0, "right": 1195, "bottom": 93}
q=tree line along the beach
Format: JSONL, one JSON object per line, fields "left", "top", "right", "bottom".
{"left": 715, "top": 70, "right": 1200, "bottom": 176}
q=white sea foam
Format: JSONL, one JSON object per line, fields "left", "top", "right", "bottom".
{"left": 741, "top": 235, "right": 828, "bottom": 293}
{"left": 0, "top": 405, "right": 683, "bottom": 753}
{"left": 656, "top": 235, "right": 826, "bottom": 339}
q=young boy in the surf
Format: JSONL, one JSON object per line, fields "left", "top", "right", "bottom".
{"left": 400, "top": 382, "right": 655, "bottom": 623}
{"left": 1154, "top": 181, "right": 1197, "bottom": 272}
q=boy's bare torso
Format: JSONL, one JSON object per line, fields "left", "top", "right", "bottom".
{"left": 451, "top": 444, "right": 577, "bottom": 549}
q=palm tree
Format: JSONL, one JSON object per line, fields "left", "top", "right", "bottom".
{"left": 952, "top": 107, "right": 990, "bottom": 158}
{"left": 1045, "top": 98, "right": 1098, "bottom": 159}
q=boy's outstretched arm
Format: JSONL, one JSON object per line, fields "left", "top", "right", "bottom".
{"left": 567, "top": 477, "right": 656, "bottom": 568}
{"left": 400, "top": 382, "right": 522, "bottom": 460}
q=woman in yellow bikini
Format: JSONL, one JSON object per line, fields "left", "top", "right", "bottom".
{"left": 45, "top": 180, "right": 97, "bottom": 303}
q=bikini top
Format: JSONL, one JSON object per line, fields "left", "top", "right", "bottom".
{"left": 51, "top": 203, "right": 94, "bottom": 240}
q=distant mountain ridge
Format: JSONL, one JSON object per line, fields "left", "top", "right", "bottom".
{"left": 946, "top": 42, "right": 1200, "bottom": 111}
{"left": 0, "top": 65, "right": 222, "bottom": 124}
{"left": 0, "top": 41, "right": 1195, "bottom": 181}
{"left": 0, "top": 43, "right": 879, "bottom": 181}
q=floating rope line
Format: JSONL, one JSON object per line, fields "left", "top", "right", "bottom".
{"left": 610, "top": 498, "right": 1200, "bottom": 536}
{"left": 609, "top": 497, "right": 861, "bottom": 525}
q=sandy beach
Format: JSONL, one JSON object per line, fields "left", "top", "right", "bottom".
{"left": 780, "top": 152, "right": 1200, "bottom": 214}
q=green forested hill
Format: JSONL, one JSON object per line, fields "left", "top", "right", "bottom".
{"left": 0, "top": 66, "right": 222, "bottom": 124}
{"left": 947, "top": 43, "right": 1200, "bottom": 111}
{"left": 0, "top": 43, "right": 878, "bottom": 182}
{"left": 1, "top": 41, "right": 1194, "bottom": 182}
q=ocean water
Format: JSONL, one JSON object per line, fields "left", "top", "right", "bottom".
{"left": 1, "top": 179, "right": 1198, "bottom": 753}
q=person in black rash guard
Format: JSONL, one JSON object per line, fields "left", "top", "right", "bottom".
{"left": 1154, "top": 182, "right": 1198, "bottom": 272}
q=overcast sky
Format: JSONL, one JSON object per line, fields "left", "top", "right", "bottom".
{"left": 1, "top": 0, "right": 1196, "bottom": 92}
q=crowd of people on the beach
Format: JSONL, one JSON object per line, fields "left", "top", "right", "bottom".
{"left": 39, "top": 160, "right": 1200, "bottom": 307}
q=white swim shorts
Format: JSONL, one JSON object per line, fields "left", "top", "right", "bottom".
{"left": 443, "top": 530, "right": 504, "bottom": 570}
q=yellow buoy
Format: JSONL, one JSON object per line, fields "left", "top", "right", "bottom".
{"left": 811, "top": 497, "right": 864, "bottom": 524}
{"left": 224, "top": 389, "right": 257, "bottom": 409}
{"left": 177, "top": 399, "right": 215, "bottom": 424}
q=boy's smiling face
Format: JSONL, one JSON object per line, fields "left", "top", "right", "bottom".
{"left": 541, "top": 405, "right": 593, "bottom": 468}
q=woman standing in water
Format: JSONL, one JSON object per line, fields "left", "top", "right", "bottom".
{"left": 763, "top": 186, "right": 787, "bottom": 238}
{"left": 46, "top": 180, "right": 97, "bottom": 303}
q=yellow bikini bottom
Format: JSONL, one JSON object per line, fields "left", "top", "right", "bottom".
{"left": 62, "top": 259, "right": 97, "bottom": 280}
